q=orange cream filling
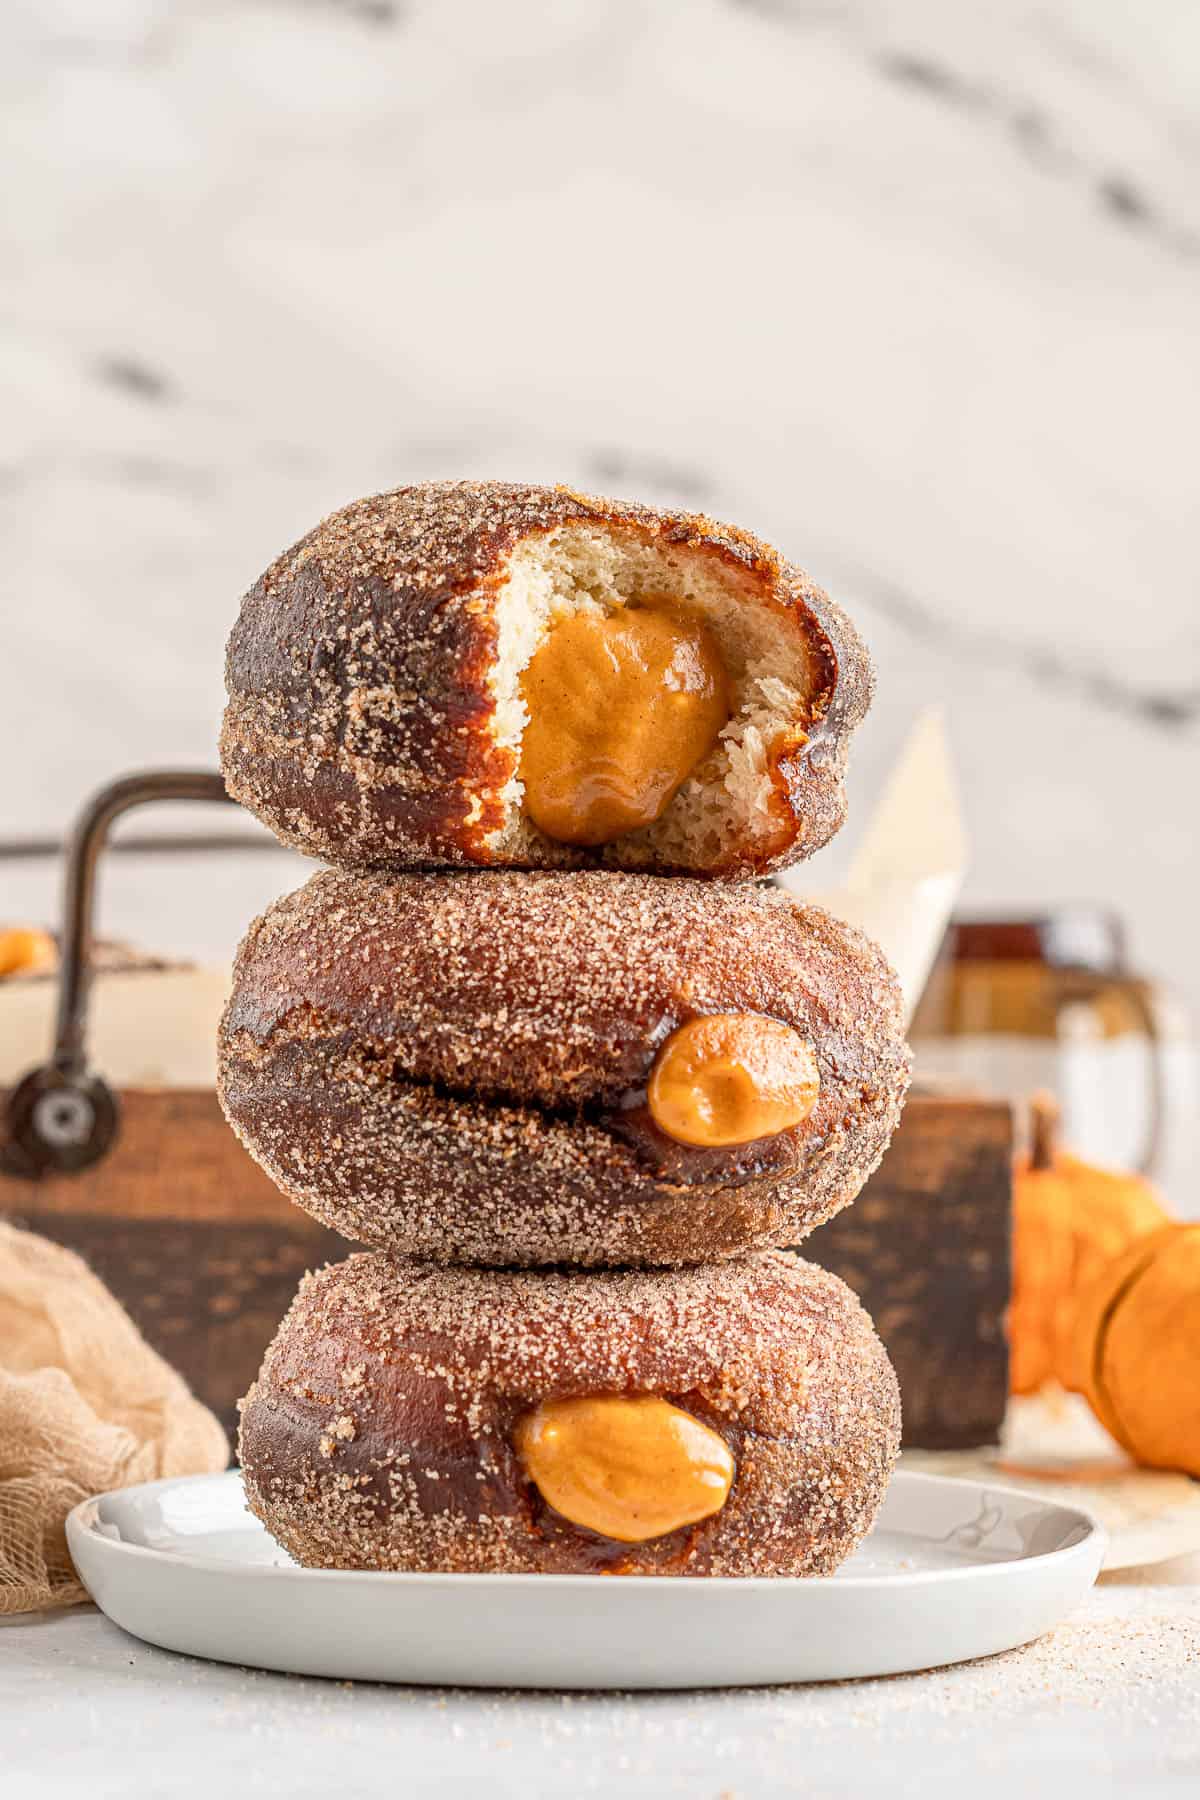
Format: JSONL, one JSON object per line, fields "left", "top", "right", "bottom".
{"left": 513, "top": 1394, "right": 734, "bottom": 1543}
{"left": 518, "top": 602, "right": 730, "bottom": 847}
{"left": 647, "top": 1014, "right": 820, "bottom": 1148}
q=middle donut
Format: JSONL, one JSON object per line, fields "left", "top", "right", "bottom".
{"left": 218, "top": 869, "right": 911, "bottom": 1267}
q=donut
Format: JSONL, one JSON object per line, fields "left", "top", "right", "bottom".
{"left": 217, "top": 869, "right": 911, "bottom": 1268}
{"left": 238, "top": 1250, "right": 901, "bottom": 1576}
{"left": 220, "top": 481, "right": 872, "bottom": 879}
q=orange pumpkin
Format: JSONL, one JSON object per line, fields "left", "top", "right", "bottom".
{"left": 1070, "top": 1224, "right": 1200, "bottom": 1477}
{"left": 1009, "top": 1094, "right": 1168, "bottom": 1395}
{"left": 0, "top": 927, "right": 56, "bottom": 979}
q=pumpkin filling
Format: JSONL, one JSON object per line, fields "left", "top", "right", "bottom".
{"left": 514, "top": 1394, "right": 734, "bottom": 1543}
{"left": 486, "top": 522, "right": 823, "bottom": 868}
{"left": 647, "top": 1014, "right": 820, "bottom": 1149}
{"left": 518, "top": 602, "right": 730, "bottom": 847}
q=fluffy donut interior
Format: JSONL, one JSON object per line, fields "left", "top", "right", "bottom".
{"left": 487, "top": 524, "right": 819, "bottom": 867}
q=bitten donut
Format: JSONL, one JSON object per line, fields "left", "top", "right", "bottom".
{"left": 218, "top": 869, "right": 911, "bottom": 1268}
{"left": 238, "top": 1251, "right": 901, "bottom": 1576}
{"left": 221, "top": 481, "right": 872, "bottom": 879}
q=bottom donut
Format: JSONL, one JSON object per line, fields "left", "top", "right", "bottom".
{"left": 238, "top": 1250, "right": 901, "bottom": 1578}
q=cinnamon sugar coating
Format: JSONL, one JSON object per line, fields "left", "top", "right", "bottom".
{"left": 220, "top": 480, "right": 871, "bottom": 879}
{"left": 238, "top": 1250, "right": 901, "bottom": 1576}
{"left": 218, "top": 869, "right": 911, "bottom": 1267}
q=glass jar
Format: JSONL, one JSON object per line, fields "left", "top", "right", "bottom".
{"left": 910, "top": 910, "right": 1196, "bottom": 1211}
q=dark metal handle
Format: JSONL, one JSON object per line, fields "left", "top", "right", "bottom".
{"left": 2, "top": 769, "right": 235, "bottom": 1179}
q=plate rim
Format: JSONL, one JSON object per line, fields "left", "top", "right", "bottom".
{"left": 67, "top": 1466, "right": 1106, "bottom": 1594}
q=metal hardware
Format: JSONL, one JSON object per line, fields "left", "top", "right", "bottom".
{"left": 1, "top": 770, "right": 235, "bottom": 1179}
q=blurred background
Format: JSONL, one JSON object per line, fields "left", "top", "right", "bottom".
{"left": 3, "top": 0, "right": 1198, "bottom": 1189}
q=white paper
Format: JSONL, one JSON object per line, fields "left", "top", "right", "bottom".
{"left": 777, "top": 709, "right": 969, "bottom": 1024}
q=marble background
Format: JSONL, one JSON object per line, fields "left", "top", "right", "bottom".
{"left": 3, "top": 0, "right": 1198, "bottom": 1016}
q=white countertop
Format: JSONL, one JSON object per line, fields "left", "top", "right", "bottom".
{"left": 5, "top": 1556, "right": 1199, "bottom": 1799}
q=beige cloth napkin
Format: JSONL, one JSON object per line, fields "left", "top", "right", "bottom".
{"left": 0, "top": 1220, "right": 228, "bottom": 1613}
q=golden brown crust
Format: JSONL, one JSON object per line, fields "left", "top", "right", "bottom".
{"left": 237, "top": 1250, "right": 901, "bottom": 1576}
{"left": 220, "top": 480, "right": 872, "bottom": 878}
{"left": 217, "top": 869, "right": 911, "bottom": 1267}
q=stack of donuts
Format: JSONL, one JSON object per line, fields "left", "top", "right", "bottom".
{"left": 219, "top": 482, "right": 912, "bottom": 1578}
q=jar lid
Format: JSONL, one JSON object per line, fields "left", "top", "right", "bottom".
{"left": 948, "top": 910, "right": 1127, "bottom": 974}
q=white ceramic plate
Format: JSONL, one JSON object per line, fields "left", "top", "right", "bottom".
{"left": 67, "top": 1469, "right": 1104, "bottom": 1689}
{"left": 905, "top": 1393, "right": 1200, "bottom": 1571}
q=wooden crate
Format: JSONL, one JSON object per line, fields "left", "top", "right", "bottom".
{"left": 1, "top": 1090, "right": 1012, "bottom": 1449}
{"left": 0, "top": 1090, "right": 343, "bottom": 1442}
{"left": 809, "top": 1095, "right": 1013, "bottom": 1449}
